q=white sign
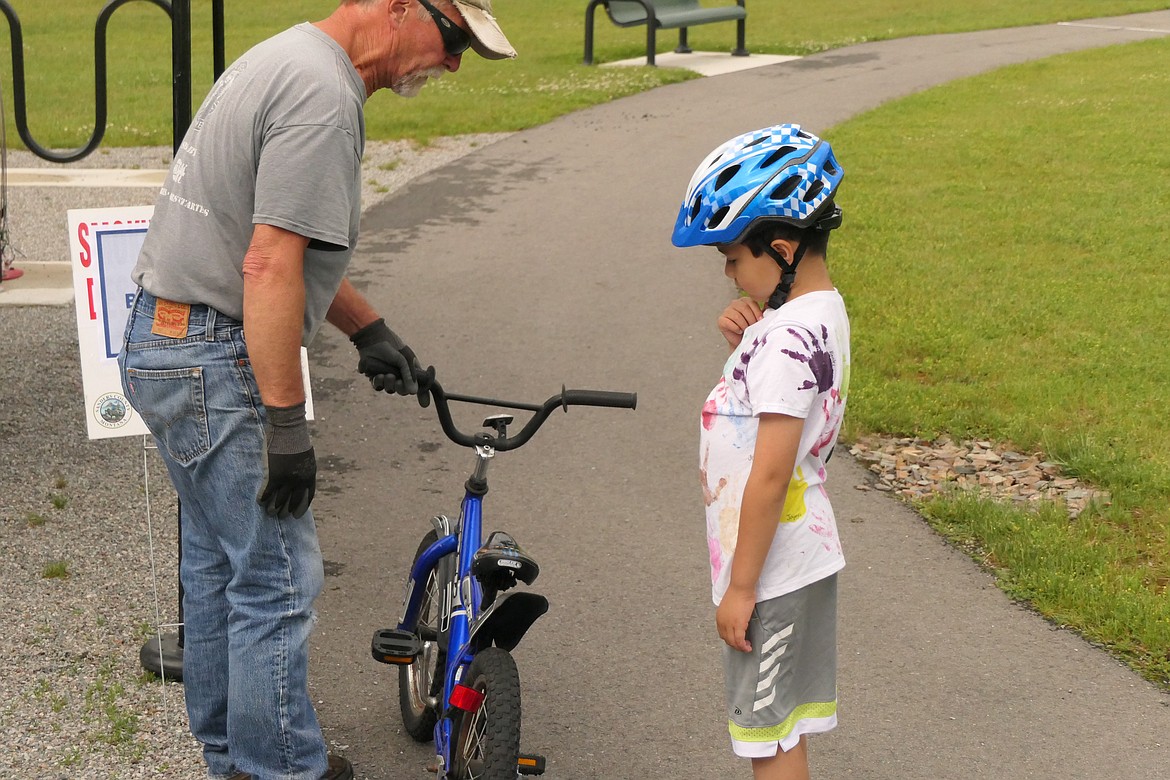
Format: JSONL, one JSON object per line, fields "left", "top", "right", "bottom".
{"left": 68, "top": 207, "right": 153, "bottom": 439}
{"left": 68, "top": 206, "right": 314, "bottom": 441}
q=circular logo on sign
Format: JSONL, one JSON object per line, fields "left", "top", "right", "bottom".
{"left": 94, "top": 393, "right": 131, "bottom": 429}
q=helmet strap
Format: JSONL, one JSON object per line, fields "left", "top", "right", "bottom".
{"left": 764, "top": 240, "right": 808, "bottom": 310}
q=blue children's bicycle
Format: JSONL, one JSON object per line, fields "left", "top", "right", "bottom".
{"left": 371, "top": 369, "right": 636, "bottom": 779}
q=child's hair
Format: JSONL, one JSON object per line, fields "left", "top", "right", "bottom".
{"left": 742, "top": 220, "right": 831, "bottom": 260}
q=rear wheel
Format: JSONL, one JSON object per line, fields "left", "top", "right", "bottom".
{"left": 399, "top": 530, "right": 449, "bottom": 741}
{"left": 451, "top": 647, "right": 522, "bottom": 780}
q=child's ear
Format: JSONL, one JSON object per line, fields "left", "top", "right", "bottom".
{"left": 769, "top": 238, "right": 796, "bottom": 263}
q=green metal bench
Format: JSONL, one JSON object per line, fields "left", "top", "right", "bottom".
{"left": 584, "top": 0, "right": 748, "bottom": 67}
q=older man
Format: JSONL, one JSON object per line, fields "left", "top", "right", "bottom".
{"left": 118, "top": 2, "right": 515, "bottom": 778}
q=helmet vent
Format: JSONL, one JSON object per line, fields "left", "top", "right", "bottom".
{"left": 744, "top": 136, "right": 770, "bottom": 149}
{"left": 802, "top": 180, "right": 825, "bottom": 203}
{"left": 823, "top": 158, "right": 839, "bottom": 176}
{"left": 714, "top": 165, "right": 740, "bottom": 191}
{"left": 708, "top": 206, "right": 730, "bottom": 229}
{"left": 762, "top": 146, "right": 797, "bottom": 169}
{"left": 769, "top": 175, "right": 801, "bottom": 201}
{"left": 689, "top": 195, "right": 703, "bottom": 222}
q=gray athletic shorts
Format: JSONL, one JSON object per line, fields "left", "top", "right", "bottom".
{"left": 723, "top": 574, "right": 838, "bottom": 758}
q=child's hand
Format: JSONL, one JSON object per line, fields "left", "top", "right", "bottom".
{"left": 717, "top": 298, "right": 763, "bottom": 349}
{"left": 716, "top": 584, "right": 755, "bottom": 653}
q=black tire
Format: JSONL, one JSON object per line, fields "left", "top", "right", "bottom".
{"left": 399, "top": 529, "right": 450, "bottom": 742}
{"left": 450, "top": 647, "right": 522, "bottom": 780}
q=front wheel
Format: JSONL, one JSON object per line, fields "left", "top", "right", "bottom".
{"left": 451, "top": 647, "right": 522, "bottom": 780}
{"left": 399, "top": 529, "right": 449, "bottom": 741}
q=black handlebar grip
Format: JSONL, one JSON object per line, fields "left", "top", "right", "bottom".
{"left": 561, "top": 389, "right": 638, "bottom": 410}
{"left": 416, "top": 366, "right": 436, "bottom": 408}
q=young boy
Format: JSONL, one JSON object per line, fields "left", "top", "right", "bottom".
{"left": 672, "top": 124, "right": 851, "bottom": 780}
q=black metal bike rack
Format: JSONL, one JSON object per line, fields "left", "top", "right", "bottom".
{"left": 1, "top": 0, "right": 228, "bottom": 681}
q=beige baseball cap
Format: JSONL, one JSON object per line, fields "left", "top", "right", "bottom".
{"left": 450, "top": 0, "right": 516, "bottom": 60}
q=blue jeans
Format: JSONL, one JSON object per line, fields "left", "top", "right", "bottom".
{"left": 119, "top": 289, "right": 327, "bottom": 780}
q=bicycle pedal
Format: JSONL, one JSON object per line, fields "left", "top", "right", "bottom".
{"left": 517, "top": 754, "right": 546, "bottom": 775}
{"left": 370, "top": 628, "right": 422, "bottom": 665}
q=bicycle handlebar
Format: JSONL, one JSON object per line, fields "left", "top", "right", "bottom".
{"left": 414, "top": 367, "right": 637, "bottom": 451}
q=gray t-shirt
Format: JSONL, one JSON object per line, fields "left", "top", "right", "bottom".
{"left": 133, "top": 23, "right": 366, "bottom": 345}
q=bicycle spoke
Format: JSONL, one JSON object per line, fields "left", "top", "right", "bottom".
{"left": 399, "top": 530, "right": 451, "bottom": 743}
{"left": 459, "top": 696, "right": 489, "bottom": 779}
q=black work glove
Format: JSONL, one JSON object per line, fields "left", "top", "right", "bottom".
{"left": 257, "top": 402, "right": 316, "bottom": 519}
{"left": 350, "top": 318, "right": 421, "bottom": 395}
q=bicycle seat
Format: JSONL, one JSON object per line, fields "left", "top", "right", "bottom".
{"left": 473, "top": 531, "right": 539, "bottom": 591}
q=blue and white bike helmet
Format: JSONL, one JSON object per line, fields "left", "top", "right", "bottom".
{"left": 672, "top": 124, "right": 844, "bottom": 308}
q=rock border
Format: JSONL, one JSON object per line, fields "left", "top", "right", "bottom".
{"left": 848, "top": 435, "right": 1111, "bottom": 519}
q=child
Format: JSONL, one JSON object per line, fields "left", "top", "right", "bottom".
{"left": 672, "top": 124, "right": 851, "bottom": 780}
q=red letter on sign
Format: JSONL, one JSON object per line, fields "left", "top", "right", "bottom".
{"left": 86, "top": 278, "right": 97, "bottom": 321}
{"left": 78, "top": 222, "right": 92, "bottom": 268}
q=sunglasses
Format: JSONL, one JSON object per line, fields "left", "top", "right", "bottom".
{"left": 416, "top": 0, "right": 472, "bottom": 57}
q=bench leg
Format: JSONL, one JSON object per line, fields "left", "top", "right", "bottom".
{"left": 646, "top": 24, "right": 656, "bottom": 66}
{"left": 583, "top": 1, "right": 600, "bottom": 65}
{"left": 732, "top": 18, "right": 748, "bottom": 57}
{"left": 675, "top": 27, "right": 692, "bottom": 54}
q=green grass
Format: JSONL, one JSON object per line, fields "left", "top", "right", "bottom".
{"left": 2, "top": 0, "right": 1168, "bottom": 147}
{"left": 41, "top": 560, "right": 70, "bottom": 579}
{"left": 84, "top": 657, "right": 140, "bottom": 747}
{"left": 919, "top": 494, "right": 1170, "bottom": 686}
{"left": 830, "top": 36, "right": 1170, "bottom": 687}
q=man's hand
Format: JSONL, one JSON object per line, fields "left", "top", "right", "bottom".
{"left": 350, "top": 318, "right": 421, "bottom": 395}
{"left": 718, "top": 297, "right": 763, "bottom": 349}
{"left": 257, "top": 402, "right": 316, "bottom": 519}
{"left": 716, "top": 583, "right": 756, "bottom": 653}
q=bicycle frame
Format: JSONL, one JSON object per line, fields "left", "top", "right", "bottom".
{"left": 396, "top": 444, "right": 499, "bottom": 773}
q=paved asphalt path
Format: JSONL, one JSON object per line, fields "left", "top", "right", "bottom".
{"left": 303, "top": 13, "right": 1170, "bottom": 780}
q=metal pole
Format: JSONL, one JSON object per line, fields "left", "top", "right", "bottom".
{"left": 171, "top": 0, "right": 191, "bottom": 153}
{"left": 142, "top": 0, "right": 225, "bottom": 681}
{"left": 212, "top": 0, "right": 226, "bottom": 79}
{"left": 138, "top": 0, "right": 228, "bottom": 685}
{"left": 146, "top": 0, "right": 194, "bottom": 680}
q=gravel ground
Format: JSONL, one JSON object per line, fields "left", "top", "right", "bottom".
{"left": 0, "top": 133, "right": 509, "bottom": 778}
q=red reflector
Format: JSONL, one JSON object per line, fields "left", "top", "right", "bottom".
{"left": 449, "top": 684, "right": 485, "bottom": 712}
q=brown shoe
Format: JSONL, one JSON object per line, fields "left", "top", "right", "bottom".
{"left": 226, "top": 754, "right": 353, "bottom": 780}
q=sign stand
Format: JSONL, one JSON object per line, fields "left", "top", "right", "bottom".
{"left": 138, "top": 435, "right": 179, "bottom": 715}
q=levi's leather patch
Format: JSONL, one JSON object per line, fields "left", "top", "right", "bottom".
{"left": 152, "top": 299, "right": 191, "bottom": 338}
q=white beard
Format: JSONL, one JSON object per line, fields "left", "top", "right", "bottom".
{"left": 391, "top": 67, "right": 446, "bottom": 98}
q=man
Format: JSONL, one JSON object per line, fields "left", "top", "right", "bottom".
{"left": 117, "top": 2, "right": 515, "bottom": 778}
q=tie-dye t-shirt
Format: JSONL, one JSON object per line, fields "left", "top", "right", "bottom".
{"left": 700, "top": 290, "right": 850, "bottom": 606}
